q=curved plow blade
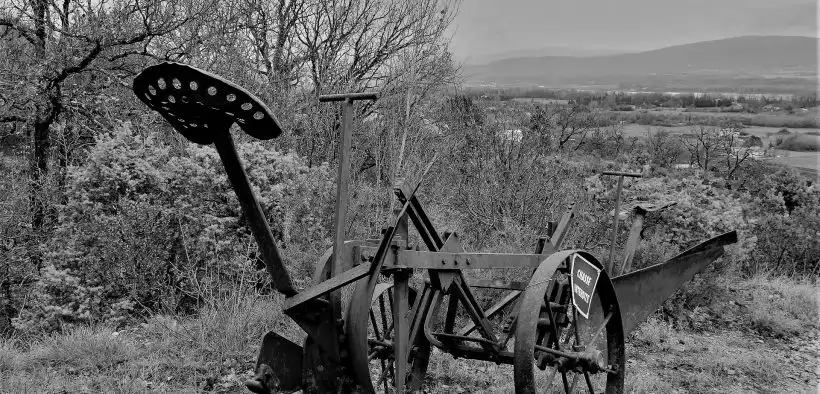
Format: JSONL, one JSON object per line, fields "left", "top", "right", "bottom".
{"left": 245, "top": 331, "right": 304, "bottom": 393}
{"left": 611, "top": 231, "right": 738, "bottom": 336}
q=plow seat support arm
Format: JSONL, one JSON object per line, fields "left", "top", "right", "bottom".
{"left": 212, "top": 130, "right": 297, "bottom": 296}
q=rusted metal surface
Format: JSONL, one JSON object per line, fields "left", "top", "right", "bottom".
{"left": 612, "top": 230, "right": 738, "bottom": 336}
{"left": 331, "top": 94, "right": 377, "bottom": 281}
{"left": 284, "top": 194, "right": 412, "bottom": 314}
{"left": 345, "top": 228, "right": 407, "bottom": 391}
{"left": 514, "top": 251, "right": 625, "bottom": 394}
{"left": 331, "top": 99, "right": 353, "bottom": 281}
{"left": 449, "top": 276, "right": 500, "bottom": 352}
{"left": 133, "top": 62, "right": 282, "bottom": 144}
{"left": 548, "top": 203, "right": 577, "bottom": 252}
{"left": 135, "top": 64, "right": 297, "bottom": 297}
{"left": 245, "top": 331, "right": 304, "bottom": 393}
{"left": 513, "top": 250, "right": 567, "bottom": 393}
{"left": 284, "top": 263, "right": 370, "bottom": 312}
{"left": 318, "top": 92, "right": 379, "bottom": 102}
{"left": 392, "top": 269, "right": 411, "bottom": 392}
{"left": 132, "top": 63, "right": 741, "bottom": 394}
{"left": 619, "top": 213, "right": 645, "bottom": 276}
{"left": 345, "top": 282, "right": 430, "bottom": 392}
{"left": 377, "top": 249, "right": 550, "bottom": 269}
{"left": 211, "top": 132, "right": 298, "bottom": 296}
{"left": 457, "top": 287, "right": 520, "bottom": 337}
{"left": 619, "top": 201, "right": 678, "bottom": 276}
{"left": 467, "top": 279, "right": 528, "bottom": 290}
{"left": 601, "top": 171, "right": 643, "bottom": 178}
{"left": 603, "top": 171, "right": 643, "bottom": 273}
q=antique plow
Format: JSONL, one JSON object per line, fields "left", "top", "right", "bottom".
{"left": 132, "top": 63, "right": 737, "bottom": 393}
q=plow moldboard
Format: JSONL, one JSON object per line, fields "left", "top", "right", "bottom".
{"left": 611, "top": 231, "right": 738, "bottom": 336}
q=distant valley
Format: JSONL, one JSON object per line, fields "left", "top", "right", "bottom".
{"left": 462, "top": 36, "right": 818, "bottom": 95}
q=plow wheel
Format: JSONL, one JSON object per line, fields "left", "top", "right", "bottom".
{"left": 514, "top": 251, "right": 625, "bottom": 394}
{"left": 347, "top": 282, "right": 431, "bottom": 393}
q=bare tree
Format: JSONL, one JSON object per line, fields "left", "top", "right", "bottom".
{"left": 0, "top": 0, "right": 211, "bottom": 228}
{"left": 718, "top": 125, "right": 753, "bottom": 180}
{"left": 681, "top": 125, "right": 722, "bottom": 177}
{"left": 529, "top": 104, "right": 598, "bottom": 151}
{"left": 295, "top": 0, "right": 457, "bottom": 93}
{"left": 680, "top": 124, "right": 753, "bottom": 179}
{"left": 554, "top": 104, "right": 598, "bottom": 150}
{"left": 194, "top": 0, "right": 459, "bottom": 168}
{"left": 646, "top": 128, "right": 684, "bottom": 168}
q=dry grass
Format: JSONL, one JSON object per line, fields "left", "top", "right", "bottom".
{"left": 744, "top": 275, "right": 819, "bottom": 338}
{"left": 0, "top": 325, "right": 148, "bottom": 393}
{"left": 0, "top": 286, "right": 290, "bottom": 394}
{"left": 624, "top": 274, "right": 819, "bottom": 393}
{"left": 629, "top": 322, "right": 784, "bottom": 393}
{"left": 0, "top": 339, "right": 20, "bottom": 372}
{"left": 1, "top": 276, "right": 817, "bottom": 393}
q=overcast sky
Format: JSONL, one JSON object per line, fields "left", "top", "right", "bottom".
{"left": 448, "top": 0, "right": 818, "bottom": 62}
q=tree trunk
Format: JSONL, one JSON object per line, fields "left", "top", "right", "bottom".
{"left": 29, "top": 117, "right": 51, "bottom": 229}
{"left": 29, "top": 0, "right": 52, "bottom": 230}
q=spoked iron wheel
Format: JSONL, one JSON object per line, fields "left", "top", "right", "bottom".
{"left": 347, "top": 282, "right": 431, "bottom": 393}
{"left": 515, "top": 251, "right": 625, "bottom": 394}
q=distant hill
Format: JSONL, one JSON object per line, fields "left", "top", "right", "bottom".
{"left": 462, "top": 36, "right": 818, "bottom": 93}
{"left": 464, "top": 46, "right": 630, "bottom": 65}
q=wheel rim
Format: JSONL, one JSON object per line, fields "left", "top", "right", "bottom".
{"left": 515, "top": 251, "right": 625, "bottom": 394}
{"left": 347, "top": 281, "right": 431, "bottom": 393}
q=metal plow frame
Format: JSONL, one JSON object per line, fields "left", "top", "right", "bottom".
{"left": 132, "top": 63, "right": 738, "bottom": 394}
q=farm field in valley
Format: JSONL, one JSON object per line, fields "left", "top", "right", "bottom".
{"left": 621, "top": 124, "right": 820, "bottom": 176}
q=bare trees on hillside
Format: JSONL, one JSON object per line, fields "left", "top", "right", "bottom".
{"left": 221, "top": 0, "right": 460, "bottom": 174}
{"left": 0, "top": 0, "right": 212, "bottom": 229}
{"left": 0, "top": 0, "right": 460, "bottom": 229}
{"left": 646, "top": 129, "right": 684, "bottom": 168}
{"left": 529, "top": 104, "right": 599, "bottom": 151}
{"left": 682, "top": 124, "right": 752, "bottom": 179}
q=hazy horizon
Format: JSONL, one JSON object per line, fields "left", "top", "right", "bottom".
{"left": 449, "top": 0, "right": 819, "bottom": 64}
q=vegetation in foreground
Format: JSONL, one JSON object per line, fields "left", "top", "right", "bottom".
{"left": 1, "top": 1, "right": 818, "bottom": 393}
{"left": 0, "top": 275, "right": 816, "bottom": 393}
{"left": 3, "top": 93, "right": 819, "bottom": 392}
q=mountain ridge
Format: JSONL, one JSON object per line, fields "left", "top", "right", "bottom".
{"left": 462, "top": 36, "right": 818, "bottom": 91}
{"left": 464, "top": 46, "right": 631, "bottom": 65}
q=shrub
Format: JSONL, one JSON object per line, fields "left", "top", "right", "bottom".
{"left": 13, "top": 124, "right": 334, "bottom": 333}
{"left": 631, "top": 316, "right": 675, "bottom": 348}
{"left": 629, "top": 176, "right": 745, "bottom": 250}
{"left": 742, "top": 168, "right": 820, "bottom": 277}
{"left": 774, "top": 133, "right": 820, "bottom": 152}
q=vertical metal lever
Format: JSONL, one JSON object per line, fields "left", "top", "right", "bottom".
{"left": 318, "top": 92, "right": 379, "bottom": 279}
{"left": 601, "top": 171, "right": 642, "bottom": 274}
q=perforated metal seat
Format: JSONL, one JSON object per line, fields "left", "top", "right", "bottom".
{"left": 132, "top": 62, "right": 282, "bottom": 144}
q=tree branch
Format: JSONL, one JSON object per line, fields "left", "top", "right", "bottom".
{"left": 0, "top": 16, "right": 37, "bottom": 46}
{"left": 0, "top": 114, "right": 27, "bottom": 123}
